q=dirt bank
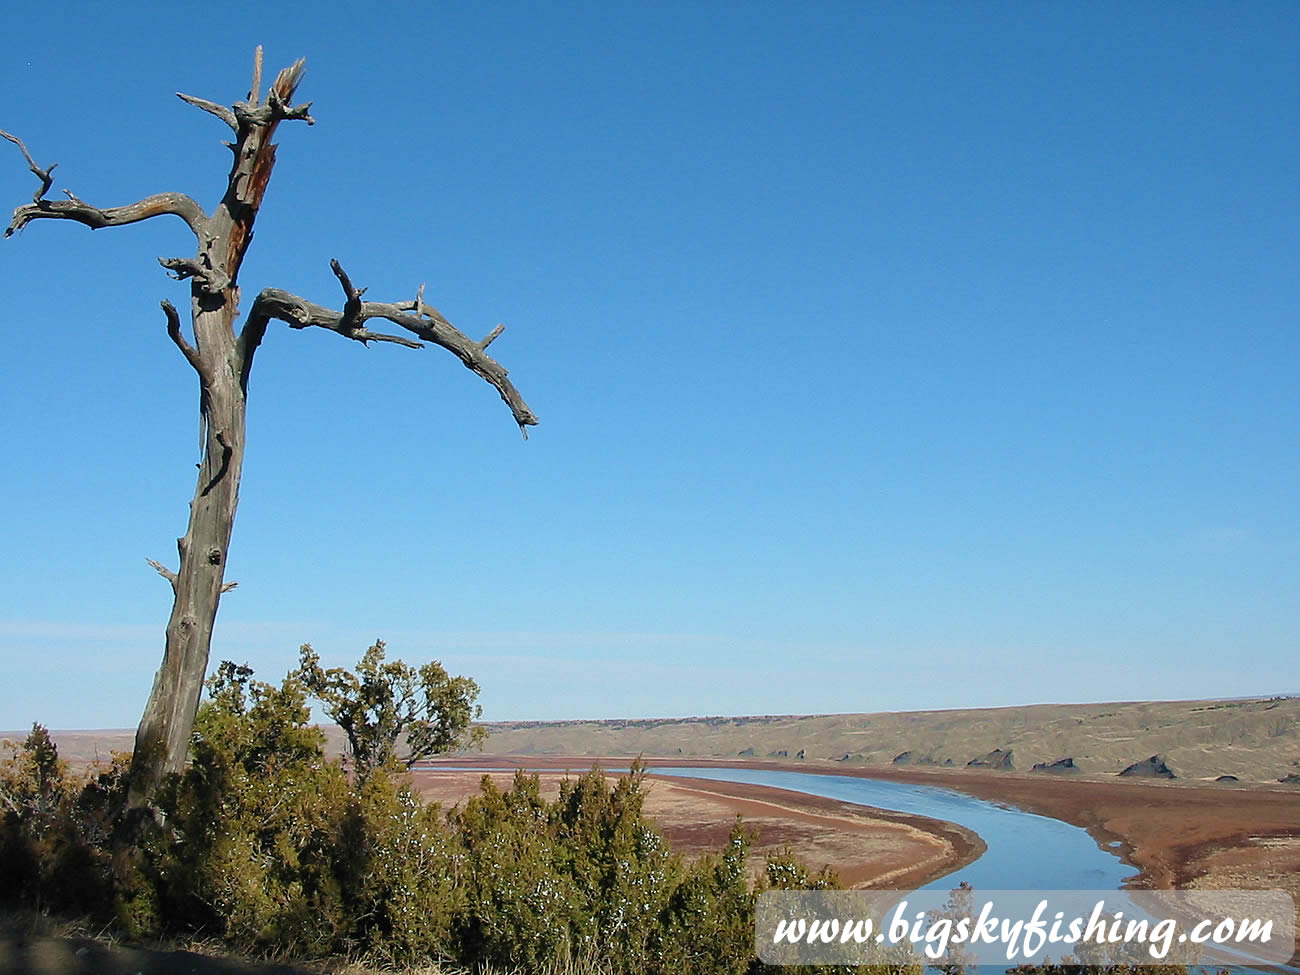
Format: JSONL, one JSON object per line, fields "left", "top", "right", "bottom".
{"left": 412, "top": 765, "right": 984, "bottom": 890}
{"left": 747, "top": 760, "right": 1300, "bottom": 895}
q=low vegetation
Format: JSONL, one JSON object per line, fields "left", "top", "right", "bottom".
{"left": 0, "top": 645, "right": 865, "bottom": 974}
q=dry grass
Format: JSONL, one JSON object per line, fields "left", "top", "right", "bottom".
{"left": 472, "top": 694, "right": 1300, "bottom": 784}
{"left": 0, "top": 908, "right": 616, "bottom": 975}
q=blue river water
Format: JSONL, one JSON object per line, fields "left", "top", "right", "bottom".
{"left": 650, "top": 766, "right": 1134, "bottom": 890}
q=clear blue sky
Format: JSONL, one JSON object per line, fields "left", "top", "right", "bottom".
{"left": 1, "top": 2, "right": 1296, "bottom": 730}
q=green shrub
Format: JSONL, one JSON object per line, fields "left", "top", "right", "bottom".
{"left": 335, "top": 763, "right": 463, "bottom": 965}
{"left": 295, "top": 640, "right": 486, "bottom": 780}
{"left": 549, "top": 764, "right": 683, "bottom": 970}
{"left": 654, "top": 820, "right": 757, "bottom": 975}
{"left": 4, "top": 657, "right": 847, "bottom": 974}
{"left": 761, "top": 845, "right": 840, "bottom": 891}
{"left": 0, "top": 724, "right": 115, "bottom": 915}
{"left": 452, "top": 770, "right": 586, "bottom": 969}
{"left": 155, "top": 657, "right": 470, "bottom": 966}
{"left": 153, "top": 661, "right": 352, "bottom": 953}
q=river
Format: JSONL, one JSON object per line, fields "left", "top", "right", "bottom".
{"left": 652, "top": 766, "right": 1133, "bottom": 889}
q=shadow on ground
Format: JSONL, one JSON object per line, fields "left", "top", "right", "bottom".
{"left": 0, "top": 933, "right": 317, "bottom": 975}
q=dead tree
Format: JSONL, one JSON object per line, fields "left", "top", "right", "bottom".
{"left": 2, "top": 50, "right": 537, "bottom": 809}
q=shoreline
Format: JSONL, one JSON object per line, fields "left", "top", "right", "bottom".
{"left": 424, "top": 755, "right": 1300, "bottom": 895}
{"left": 640, "top": 772, "right": 986, "bottom": 889}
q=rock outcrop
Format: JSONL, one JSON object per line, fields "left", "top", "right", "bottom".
{"left": 967, "top": 748, "right": 1014, "bottom": 770}
{"left": 1119, "top": 755, "right": 1175, "bottom": 779}
{"left": 1032, "top": 757, "right": 1080, "bottom": 773}
{"left": 893, "top": 751, "right": 940, "bottom": 766}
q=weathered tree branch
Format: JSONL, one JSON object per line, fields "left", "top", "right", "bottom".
{"left": 159, "top": 256, "right": 231, "bottom": 295}
{"left": 177, "top": 49, "right": 313, "bottom": 135}
{"left": 233, "top": 99, "right": 316, "bottom": 128}
{"left": 0, "top": 129, "right": 56, "bottom": 202}
{"left": 382, "top": 297, "right": 539, "bottom": 433}
{"left": 176, "top": 92, "right": 238, "bottom": 132}
{"left": 7, "top": 189, "right": 208, "bottom": 239}
{"left": 4, "top": 128, "right": 208, "bottom": 238}
{"left": 146, "top": 559, "right": 178, "bottom": 588}
{"left": 147, "top": 557, "right": 235, "bottom": 593}
{"left": 231, "top": 57, "right": 314, "bottom": 129}
{"left": 249, "top": 46, "right": 264, "bottom": 107}
{"left": 330, "top": 258, "right": 367, "bottom": 333}
{"left": 160, "top": 301, "right": 208, "bottom": 380}
{"left": 243, "top": 289, "right": 424, "bottom": 350}
{"left": 241, "top": 263, "right": 539, "bottom": 431}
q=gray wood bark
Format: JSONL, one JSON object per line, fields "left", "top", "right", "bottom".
{"left": 3, "top": 51, "right": 537, "bottom": 809}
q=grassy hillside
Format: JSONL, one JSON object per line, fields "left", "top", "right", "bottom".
{"left": 479, "top": 696, "right": 1300, "bottom": 784}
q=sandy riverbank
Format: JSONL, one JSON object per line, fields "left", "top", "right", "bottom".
{"left": 412, "top": 765, "right": 985, "bottom": 891}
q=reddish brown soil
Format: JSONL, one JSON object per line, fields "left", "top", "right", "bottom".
{"left": 429, "top": 756, "right": 1300, "bottom": 891}
{"left": 412, "top": 767, "right": 985, "bottom": 890}
{"left": 759, "top": 761, "right": 1300, "bottom": 894}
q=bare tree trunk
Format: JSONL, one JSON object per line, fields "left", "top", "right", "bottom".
{"left": 5, "top": 49, "right": 538, "bottom": 815}
{"left": 125, "top": 55, "right": 304, "bottom": 807}
{"left": 128, "top": 306, "right": 246, "bottom": 806}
